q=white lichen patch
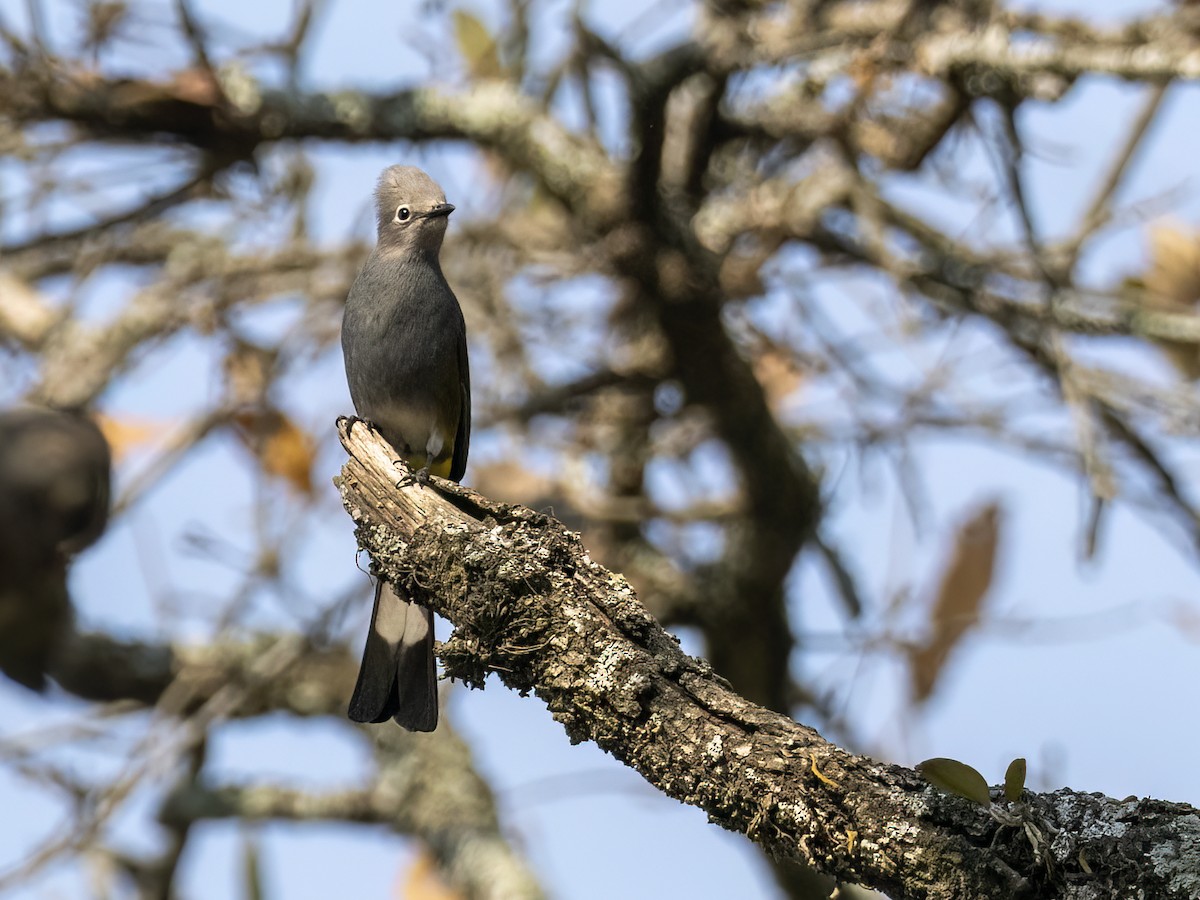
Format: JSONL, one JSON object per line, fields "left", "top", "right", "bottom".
{"left": 881, "top": 815, "right": 922, "bottom": 844}
{"left": 1080, "top": 817, "right": 1127, "bottom": 841}
{"left": 706, "top": 734, "right": 724, "bottom": 759}
{"left": 587, "top": 641, "right": 637, "bottom": 692}
{"left": 774, "top": 799, "right": 814, "bottom": 829}
{"left": 625, "top": 671, "right": 651, "bottom": 696}
{"left": 366, "top": 524, "right": 409, "bottom": 565}
{"left": 1149, "top": 812, "right": 1200, "bottom": 896}
{"left": 555, "top": 599, "right": 588, "bottom": 634}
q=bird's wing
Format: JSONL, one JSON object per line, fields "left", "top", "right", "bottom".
{"left": 449, "top": 328, "right": 471, "bottom": 483}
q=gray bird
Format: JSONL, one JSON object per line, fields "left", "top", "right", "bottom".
{"left": 341, "top": 165, "right": 470, "bottom": 731}
{"left": 0, "top": 406, "right": 111, "bottom": 690}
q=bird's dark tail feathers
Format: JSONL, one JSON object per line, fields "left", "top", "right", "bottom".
{"left": 347, "top": 581, "right": 438, "bottom": 731}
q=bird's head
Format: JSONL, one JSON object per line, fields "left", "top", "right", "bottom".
{"left": 373, "top": 165, "right": 455, "bottom": 255}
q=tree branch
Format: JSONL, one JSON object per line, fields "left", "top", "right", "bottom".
{"left": 336, "top": 418, "right": 1200, "bottom": 899}
{"left": 35, "top": 630, "right": 544, "bottom": 900}
{"left": 160, "top": 723, "right": 544, "bottom": 900}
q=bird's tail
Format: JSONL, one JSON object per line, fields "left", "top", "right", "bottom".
{"left": 347, "top": 580, "right": 438, "bottom": 730}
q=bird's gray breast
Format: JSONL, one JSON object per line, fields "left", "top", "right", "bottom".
{"left": 341, "top": 253, "right": 465, "bottom": 457}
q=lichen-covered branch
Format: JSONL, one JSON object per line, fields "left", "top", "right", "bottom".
{"left": 336, "top": 419, "right": 1200, "bottom": 900}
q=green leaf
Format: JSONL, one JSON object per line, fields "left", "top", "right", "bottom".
{"left": 452, "top": 9, "right": 502, "bottom": 79}
{"left": 1004, "top": 757, "right": 1027, "bottom": 802}
{"left": 916, "top": 757, "right": 992, "bottom": 807}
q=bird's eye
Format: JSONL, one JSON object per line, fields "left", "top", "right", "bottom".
{"left": 396, "top": 206, "right": 411, "bottom": 221}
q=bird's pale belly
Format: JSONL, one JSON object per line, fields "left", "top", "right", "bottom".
{"left": 366, "top": 400, "right": 454, "bottom": 474}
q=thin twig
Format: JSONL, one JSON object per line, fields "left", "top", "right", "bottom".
{"left": 1064, "top": 83, "right": 1170, "bottom": 269}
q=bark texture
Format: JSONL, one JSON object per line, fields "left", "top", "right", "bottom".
{"left": 338, "top": 417, "right": 1200, "bottom": 900}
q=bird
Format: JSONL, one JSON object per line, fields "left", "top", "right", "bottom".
{"left": 341, "top": 165, "right": 470, "bottom": 731}
{"left": 0, "top": 405, "right": 111, "bottom": 690}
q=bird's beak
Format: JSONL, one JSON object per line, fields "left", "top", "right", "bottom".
{"left": 425, "top": 202, "right": 455, "bottom": 219}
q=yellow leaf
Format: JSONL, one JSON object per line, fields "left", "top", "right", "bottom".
{"left": 94, "top": 413, "right": 164, "bottom": 461}
{"left": 452, "top": 9, "right": 502, "bottom": 80}
{"left": 1140, "top": 222, "right": 1200, "bottom": 378}
{"left": 1144, "top": 223, "right": 1200, "bottom": 309}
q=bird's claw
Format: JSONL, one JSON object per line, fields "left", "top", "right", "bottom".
{"left": 344, "top": 416, "right": 380, "bottom": 439}
{"left": 391, "top": 460, "right": 431, "bottom": 488}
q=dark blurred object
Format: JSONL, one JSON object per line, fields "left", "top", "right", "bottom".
{"left": 0, "top": 406, "right": 111, "bottom": 689}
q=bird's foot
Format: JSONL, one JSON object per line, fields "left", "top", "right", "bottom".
{"left": 391, "top": 460, "right": 431, "bottom": 488}
{"left": 343, "top": 415, "right": 379, "bottom": 439}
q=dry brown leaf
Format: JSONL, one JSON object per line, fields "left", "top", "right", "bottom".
{"left": 1144, "top": 223, "right": 1200, "bottom": 308}
{"left": 718, "top": 246, "right": 773, "bottom": 299}
{"left": 230, "top": 409, "right": 315, "bottom": 497}
{"left": 752, "top": 347, "right": 805, "bottom": 409}
{"left": 169, "top": 68, "right": 222, "bottom": 107}
{"left": 909, "top": 501, "right": 1004, "bottom": 703}
{"left": 94, "top": 413, "right": 164, "bottom": 461}
{"left": 1140, "top": 222, "right": 1200, "bottom": 378}
{"left": 396, "top": 851, "right": 462, "bottom": 900}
